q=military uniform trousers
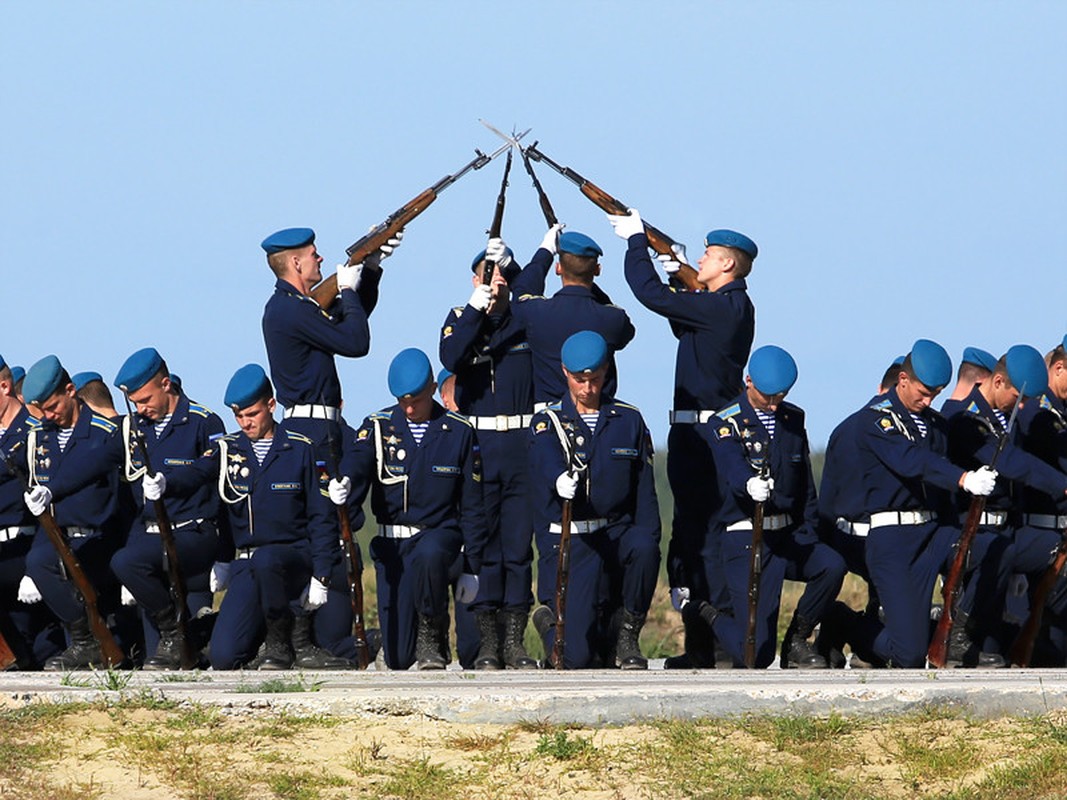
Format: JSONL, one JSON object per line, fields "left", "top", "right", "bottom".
{"left": 0, "top": 533, "right": 65, "bottom": 667}
{"left": 371, "top": 527, "right": 463, "bottom": 670}
{"left": 25, "top": 526, "right": 119, "bottom": 626}
{"left": 719, "top": 523, "right": 846, "bottom": 668}
{"left": 209, "top": 541, "right": 312, "bottom": 670}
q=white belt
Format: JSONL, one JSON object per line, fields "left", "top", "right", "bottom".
{"left": 0, "top": 525, "right": 35, "bottom": 542}
{"left": 670, "top": 410, "right": 716, "bottom": 425}
{"left": 869, "top": 510, "right": 934, "bottom": 529}
{"left": 726, "top": 513, "right": 792, "bottom": 532}
{"left": 284, "top": 404, "right": 340, "bottom": 421}
{"left": 234, "top": 547, "right": 257, "bottom": 560}
{"left": 977, "top": 510, "right": 1009, "bottom": 528}
{"left": 379, "top": 524, "right": 423, "bottom": 539}
{"left": 1024, "top": 513, "right": 1067, "bottom": 530}
{"left": 145, "top": 518, "right": 205, "bottom": 534}
{"left": 837, "top": 518, "right": 869, "bottom": 538}
{"left": 549, "top": 518, "right": 608, "bottom": 535}
{"left": 65, "top": 526, "right": 100, "bottom": 539}
{"left": 469, "top": 414, "right": 533, "bottom": 432}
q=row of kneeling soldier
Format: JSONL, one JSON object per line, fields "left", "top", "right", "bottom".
{"left": 3, "top": 211, "right": 1067, "bottom": 672}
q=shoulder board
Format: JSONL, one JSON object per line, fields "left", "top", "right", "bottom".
{"left": 285, "top": 430, "right": 314, "bottom": 445}
{"left": 965, "top": 401, "right": 981, "bottom": 415}
{"left": 517, "top": 293, "right": 546, "bottom": 302}
{"left": 1041, "top": 395, "right": 1054, "bottom": 410}
{"left": 370, "top": 410, "right": 391, "bottom": 421}
{"left": 26, "top": 417, "right": 42, "bottom": 430}
{"left": 452, "top": 306, "right": 464, "bottom": 316}
{"left": 445, "top": 411, "right": 472, "bottom": 427}
{"left": 188, "top": 402, "right": 215, "bottom": 418}
{"left": 90, "top": 414, "right": 118, "bottom": 433}
{"left": 612, "top": 401, "right": 640, "bottom": 413}
{"left": 716, "top": 403, "right": 741, "bottom": 419}
{"left": 868, "top": 399, "right": 892, "bottom": 412}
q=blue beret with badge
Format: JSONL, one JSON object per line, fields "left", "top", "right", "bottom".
{"left": 748, "top": 345, "right": 797, "bottom": 395}
{"left": 961, "top": 347, "right": 997, "bottom": 372}
{"left": 261, "top": 227, "right": 315, "bottom": 255}
{"left": 115, "top": 347, "right": 165, "bottom": 393}
{"left": 558, "top": 231, "right": 603, "bottom": 258}
{"left": 909, "top": 339, "right": 952, "bottom": 389}
{"left": 225, "top": 364, "right": 273, "bottom": 411}
{"left": 704, "top": 229, "right": 758, "bottom": 259}
{"left": 71, "top": 371, "right": 103, "bottom": 392}
{"left": 23, "top": 355, "right": 68, "bottom": 405}
{"left": 470, "top": 246, "right": 514, "bottom": 272}
{"left": 561, "top": 331, "right": 609, "bottom": 373}
{"left": 11, "top": 366, "right": 25, "bottom": 385}
{"left": 388, "top": 348, "right": 433, "bottom": 398}
{"left": 1005, "top": 344, "right": 1048, "bottom": 398}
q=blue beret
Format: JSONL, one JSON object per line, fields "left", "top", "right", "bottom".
{"left": 909, "top": 339, "right": 952, "bottom": 389}
{"left": 388, "top": 348, "right": 433, "bottom": 398}
{"left": 748, "top": 345, "right": 797, "bottom": 395}
{"left": 225, "top": 364, "right": 273, "bottom": 410}
{"left": 169, "top": 373, "right": 182, "bottom": 392}
{"left": 23, "top": 355, "right": 67, "bottom": 405}
{"left": 10, "top": 366, "right": 25, "bottom": 385}
{"left": 115, "top": 347, "right": 164, "bottom": 393}
{"left": 1062, "top": 334, "right": 1067, "bottom": 352}
{"left": 704, "top": 229, "right": 758, "bottom": 259}
{"left": 891, "top": 354, "right": 906, "bottom": 367}
{"left": 470, "top": 247, "right": 515, "bottom": 272}
{"left": 561, "top": 331, "right": 609, "bottom": 373}
{"left": 961, "top": 347, "right": 997, "bottom": 372}
{"left": 0, "top": 353, "right": 5, "bottom": 371}
{"left": 437, "top": 367, "right": 453, "bottom": 386}
{"left": 71, "top": 371, "right": 103, "bottom": 392}
{"left": 261, "top": 227, "right": 315, "bottom": 255}
{"left": 558, "top": 231, "right": 603, "bottom": 258}
{"left": 1005, "top": 345, "right": 1048, "bottom": 398}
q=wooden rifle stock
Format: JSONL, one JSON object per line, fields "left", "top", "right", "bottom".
{"left": 524, "top": 144, "right": 703, "bottom": 292}
{"left": 745, "top": 499, "right": 765, "bottom": 669}
{"left": 552, "top": 497, "right": 573, "bottom": 670}
{"left": 0, "top": 629, "right": 14, "bottom": 670}
{"left": 1009, "top": 529, "right": 1067, "bottom": 667}
{"left": 927, "top": 496, "right": 985, "bottom": 667}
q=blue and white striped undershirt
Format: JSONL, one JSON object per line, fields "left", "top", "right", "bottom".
{"left": 910, "top": 412, "right": 928, "bottom": 438}
{"left": 994, "top": 409, "right": 1007, "bottom": 430}
{"left": 579, "top": 412, "right": 599, "bottom": 433}
{"left": 407, "top": 421, "right": 429, "bottom": 445}
{"left": 251, "top": 438, "right": 272, "bottom": 465}
{"left": 56, "top": 428, "right": 74, "bottom": 451}
{"left": 154, "top": 413, "right": 172, "bottom": 438}
{"left": 754, "top": 408, "right": 776, "bottom": 439}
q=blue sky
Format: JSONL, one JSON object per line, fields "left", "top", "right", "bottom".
{"left": 3, "top": 2, "right": 1064, "bottom": 447}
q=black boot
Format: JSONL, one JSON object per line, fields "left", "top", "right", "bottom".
{"left": 144, "top": 605, "right": 187, "bottom": 671}
{"left": 814, "top": 601, "right": 856, "bottom": 669}
{"left": 945, "top": 610, "right": 1006, "bottom": 669}
{"left": 255, "top": 613, "right": 295, "bottom": 670}
{"left": 781, "top": 613, "right": 828, "bottom": 669}
{"left": 616, "top": 609, "right": 648, "bottom": 670}
{"left": 292, "top": 615, "right": 352, "bottom": 669}
{"left": 44, "top": 616, "right": 104, "bottom": 672}
{"left": 665, "top": 600, "right": 717, "bottom": 669}
{"left": 415, "top": 613, "right": 447, "bottom": 670}
{"left": 500, "top": 610, "right": 538, "bottom": 669}
{"left": 474, "top": 611, "right": 502, "bottom": 670}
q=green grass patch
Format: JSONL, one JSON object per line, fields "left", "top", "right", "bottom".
{"left": 234, "top": 674, "right": 324, "bottom": 694}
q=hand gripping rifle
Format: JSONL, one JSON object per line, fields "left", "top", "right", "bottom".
{"left": 122, "top": 396, "right": 197, "bottom": 669}
{"left": 2, "top": 442, "right": 124, "bottom": 667}
{"left": 745, "top": 460, "right": 769, "bottom": 669}
{"left": 482, "top": 146, "right": 513, "bottom": 286}
{"left": 552, "top": 427, "right": 586, "bottom": 670}
{"left": 927, "top": 394, "right": 1022, "bottom": 668}
{"left": 325, "top": 424, "right": 370, "bottom": 669}
{"left": 310, "top": 133, "right": 529, "bottom": 308}
{"left": 522, "top": 144, "right": 704, "bottom": 292}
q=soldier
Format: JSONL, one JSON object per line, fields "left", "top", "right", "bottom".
{"left": 72, "top": 372, "right": 120, "bottom": 420}
{"left": 107, "top": 347, "right": 225, "bottom": 669}
{"left": 529, "top": 331, "right": 661, "bottom": 669}
{"left": 943, "top": 347, "right": 998, "bottom": 409}
{"left": 815, "top": 340, "right": 1003, "bottom": 668}
{"left": 510, "top": 228, "right": 635, "bottom": 405}
{"left": 608, "top": 209, "right": 757, "bottom": 669}
{"left": 334, "top": 348, "right": 488, "bottom": 670}
{"left": 438, "top": 242, "right": 538, "bottom": 670}
{"left": 18, "top": 355, "right": 124, "bottom": 670}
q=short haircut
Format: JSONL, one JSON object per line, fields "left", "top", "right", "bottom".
{"left": 267, "top": 250, "right": 290, "bottom": 277}
{"left": 77, "top": 379, "right": 115, "bottom": 409}
{"left": 879, "top": 363, "right": 901, "bottom": 392}
{"left": 956, "top": 361, "right": 992, "bottom": 383}
{"left": 559, "top": 252, "right": 598, "bottom": 284}
{"left": 0, "top": 365, "right": 10, "bottom": 386}
{"left": 992, "top": 355, "right": 1010, "bottom": 383}
{"left": 729, "top": 247, "right": 754, "bottom": 279}
{"left": 1047, "top": 345, "right": 1067, "bottom": 369}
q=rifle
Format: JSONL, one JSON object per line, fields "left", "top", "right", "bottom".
{"left": 1008, "top": 529, "right": 1067, "bottom": 667}
{"left": 0, "top": 627, "right": 14, "bottom": 670}
{"left": 745, "top": 463, "right": 768, "bottom": 669}
{"left": 482, "top": 147, "right": 513, "bottom": 285}
{"left": 122, "top": 395, "right": 197, "bottom": 669}
{"left": 325, "top": 424, "right": 370, "bottom": 669}
{"left": 523, "top": 143, "right": 703, "bottom": 292}
{"left": 309, "top": 133, "right": 529, "bottom": 308}
{"left": 551, "top": 427, "right": 584, "bottom": 670}
{"left": 927, "top": 395, "right": 1021, "bottom": 668}
{"left": 1, "top": 443, "right": 124, "bottom": 667}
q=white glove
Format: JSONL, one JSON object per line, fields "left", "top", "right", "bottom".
{"left": 671, "top": 587, "right": 691, "bottom": 612}
{"left": 142, "top": 472, "right": 167, "bottom": 502}
{"left": 120, "top": 585, "right": 137, "bottom": 606}
{"left": 335, "top": 262, "right": 363, "bottom": 292}
{"left": 607, "top": 208, "right": 644, "bottom": 240}
{"left": 209, "top": 562, "right": 231, "bottom": 593}
{"left": 468, "top": 283, "right": 492, "bottom": 312}
{"left": 24, "top": 486, "right": 52, "bottom": 517}
{"left": 17, "top": 575, "right": 42, "bottom": 604}
{"left": 455, "top": 573, "right": 480, "bottom": 604}
{"left": 302, "top": 577, "right": 329, "bottom": 610}
{"left": 555, "top": 471, "right": 578, "bottom": 500}
{"left": 378, "top": 230, "right": 403, "bottom": 259}
{"left": 962, "top": 466, "right": 998, "bottom": 496}
{"left": 657, "top": 252, "right": 681, "bottom": 274}
{"left": 539, "top": 223, "right": 564, "bottom": 255}
{"left": 328, "top": 476, "right": 351, "bottom": 505}
{"left": 485, "top": 237, "right": 513, "bottom": 269}
{"left": 746, "top": 476, "right": 774, "bottom": 502}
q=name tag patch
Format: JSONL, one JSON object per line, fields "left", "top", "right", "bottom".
{"left": 432, "top": 465, "right": 461, "bottom": 475}
{"left": 611, "top": 448, "right": 639, "bottom": 457}
{"left": 271, "top": 482, "right": 301, "bottom": 491}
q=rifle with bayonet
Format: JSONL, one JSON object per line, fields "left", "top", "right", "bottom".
{"left": 122, "top": 395, "right": 198, "bottom": 669}
{"left": 745, "top": 461, "right": 769, "bottom": 668}
{"left": 1, "top": 442, "right": 124, "bottom": 668}
{"left": 482, "top": 147, "right": 513, "bottom": 285}
{"left": 1009, "top": 528, "right": 1067, "bottom": 667}
{"left": 552, "top": 426, "right": 585, "bottom": 670}
{"left": 310, "top": 134, "right": 529, "bottom": 308}
{"left": 522, "top": 144, "right": 703, "bottom": 292}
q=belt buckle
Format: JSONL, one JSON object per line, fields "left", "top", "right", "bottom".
{"left": 496, "top": 414, "right": 509, "bottom": 432}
